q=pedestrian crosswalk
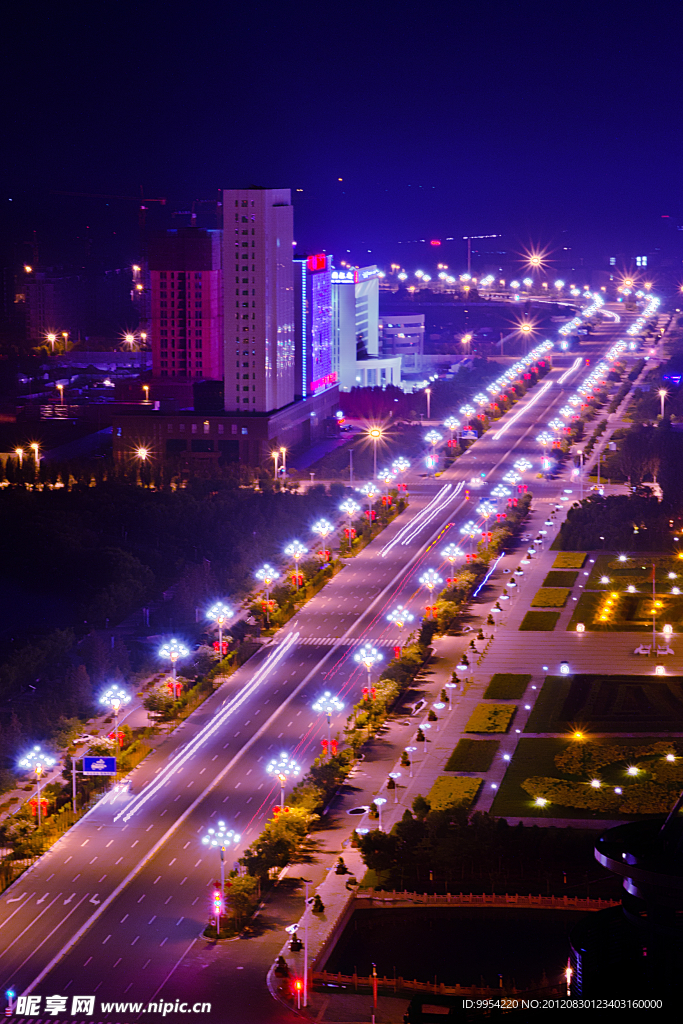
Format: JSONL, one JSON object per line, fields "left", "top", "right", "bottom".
{"left": 275, "top": 636, "right": 388, "bottom": 647}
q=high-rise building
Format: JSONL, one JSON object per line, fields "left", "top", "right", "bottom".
{"left": 148, "top": 228, "right": 223, "bottom": 380}
{"left": 293, "top": 253, "right": 337, "bottom": 400}
{"left": 222, "top": 187, "right": 295, "bottom": 413}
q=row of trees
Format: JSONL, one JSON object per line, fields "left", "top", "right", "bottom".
{"left": 355, "top": 802, "right": 620, "bottom": 898}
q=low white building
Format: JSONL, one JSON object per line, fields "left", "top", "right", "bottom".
{"left": 379, "top": 314, "right": 425, "bottom": 371}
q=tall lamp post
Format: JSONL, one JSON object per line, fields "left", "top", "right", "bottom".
{"left": 159, "top": 639, "right": 189, "bottom": 680}
{"left": 425, "top": 387, "right": 432, "bottom": 420}
{"left": 366, "top": 426, "right": 383, "bottom": 479}
{"left": 284, "top": 540, "right": 307, "bottom": 590}
{"left": 354, "top": 644, "right": 383, "bottom": 694}
{"left": 201, "top": 821, "right": 241, "bottom": 894}
{"left": 270, "top": 449, "right": 280, "bottom": 479}
{"left": 267, "top": 752, "right": 301, "bottom": 809}
{"left": 280, "top": 446, "right": 287, "bottom": 477}
{"left": 659, "top": 389, "right": 668, "bottom": 419}
{"left": 207, "top": 601, "right": 233, "bottom": 658}
{"left": 339, "top": 498, "right": 360, "bottom": 550}
{"left": 373, "top": 796, "right": 387, "bottom": 831}
{"left": 312, "top": 692, "right": 345, "bottom": 756}
{"left": 18, "top": 746, "right": 55, "bottom": 827}
{"left": 256, "top": 564, "right": 280, "bottom": 625}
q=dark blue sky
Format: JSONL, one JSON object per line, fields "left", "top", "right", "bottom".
{"left": 2, "top": 0, "right": 682, "bottom": 271}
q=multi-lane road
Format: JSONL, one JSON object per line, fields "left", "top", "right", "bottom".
{"left": 0, "top": 306, "right": 642, "bottom": 1020}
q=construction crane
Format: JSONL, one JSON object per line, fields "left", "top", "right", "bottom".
{"left": 462, "top": 234, "right": 501, "bottom": 275}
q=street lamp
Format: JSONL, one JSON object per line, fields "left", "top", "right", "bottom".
{"left": 267, "top": 752, "right": 300, "bottom": 808}
{"left": 360, "top": 482, "right": 379, "bottom": 519}
{"left": 387, "top": 605, "right": 415, "bottom": 654}
{"left": 432, "top": 702, "right": 445, "bottom": 731}
{"left": 445, "top": 681, "right": 457, "bottom": 710}
{"left": 312, "top": 692, "right": 345, "bottom": 755}
{"left": 391, "top": 456, "right": 411, "bottom": 491}
{"left": 255, "top": 563, "right": 280, "bottom": 625}
{"left": 366, "top": 426, "right": 383, "bottom": 479}
{"left": 284, "top": 540, "right": 308, "bottom": 590}
{"left": 159, "top": 638, "right": 189, "bottom": 680}
{"left": 18, "top": 746, "right": 56, "bottom": 827}
{"left": 419, "top": 568, "right": 443, "bottom": 618}
{"left": 373, "top": 796, "right": 387, "bottom": 831}
{"left": 280, "top": 446, "right": 287, "bottom": 477}
{"left": 270, "top": 449, "right": 280, "bottom": 479}
{"left": 354, "top": 644, "right": 383, "bottom": 692}
{"left": 659, "top": 389, "right": 668, "bottom": 418}
{"left": 441, "top": 543, "right": 464, "bottom": 583}
{"left": 100, "top": 684, "right": 131, "bottom": 734}
{"left": 56, "top": 383, "right": 65, "bottom": 406}
{"left": 30, "top": 442, "right": 40, "bottom": 471}
{"left": 46, "top": 332, "right": 57, "bottom": 353}
{"left": 443, "top": 416, "right": 460, "bottom": 443}
{"left": 201, "top": 821, "right": 241, "bottom": 893}
{"left": 425, "top": 387, "right": 432, "bottom": 420}
{"left": 14, "top": 447, "right": 23, "bottom": 468}
{"left": 207, "top": 601, "right": 233, "bottom": 658}
{"left": 460, "top": 520, "right": 478, "bottom": 551}
{"left": 312, "top": 518, "right": 334, "bottom": 561}
{"left": 388, "top": 771, "right": 401, "bottom": 803}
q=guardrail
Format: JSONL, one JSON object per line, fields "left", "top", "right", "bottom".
{"left": 312, "top": 970, "right": 563, "bottom": 998}
{"left": 355, "top": 888, "right": 618, "bottom": 910}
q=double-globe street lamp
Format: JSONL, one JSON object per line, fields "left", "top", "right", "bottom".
{"left": 311, "top": 519, "right": 334, "bottom": 562}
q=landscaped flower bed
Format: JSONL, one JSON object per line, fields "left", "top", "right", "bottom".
{"left": 552, "top": 552, "right": 587, "bottom": 569}
{"left": 427, "top": 775, "right": 482, "bottom": 809}
{"left": 464, "top": 703, "right": 516, "bottom": 733}
{"left": 531, "top": 588, "right": 571, "bottom": 607}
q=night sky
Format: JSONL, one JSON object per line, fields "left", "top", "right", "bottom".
{"left": 2, "top": 0, "right": 682, "bottom": 270}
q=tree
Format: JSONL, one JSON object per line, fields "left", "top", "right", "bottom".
{"left": 357, "top": 830, "right": 398, "bottom": 873}
{"left": 225, "top": 875, "right": 258, "bottom": 925}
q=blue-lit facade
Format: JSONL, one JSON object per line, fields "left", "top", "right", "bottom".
{"left": 294, "top": 253, "right": 338, "bottom": 400}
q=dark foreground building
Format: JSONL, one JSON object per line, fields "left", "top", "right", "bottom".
{"left": 570, "top": 802, "right": 683, "bottom": 996}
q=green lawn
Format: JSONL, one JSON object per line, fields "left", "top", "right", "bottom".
{"left": 524, "top": 673, "right": 683, "bottom": 734}
{"left": 445, "top": 738, "right": 500, "bottom": 772}
{"left": 584, "top": 552, "right": 683, "bottom": 592}
{"left": 543, "top": 571, "right": 578, "bottom": 588}
{"left": 520, "top": 611, "right": 560, "bottom": 630}
{"left": 484, "top": 674, "right": 531, "bottom": 699}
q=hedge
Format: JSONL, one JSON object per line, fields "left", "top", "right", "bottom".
{"left": 552, "top": 552, "right": 587, "bottom": 569}
{"left": 520, "top": 611, "right": 560, "bottom": 631}
{"left": 484, "top": 674, "right": 531, "bottom": 699}
{"left": 531, "top": 588, "right": 571, "bottom": 608}
{"left": 427, "top": 775, "right": 482, "bottom": 810}
{"left": 543, "top": 571, "right": 578, "bottom": 588}
{"left": 445, "top": 739, "right": 499, "bottom": 772}
{"left": 465, "top": 703, "right": 516, "bottom": 733}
